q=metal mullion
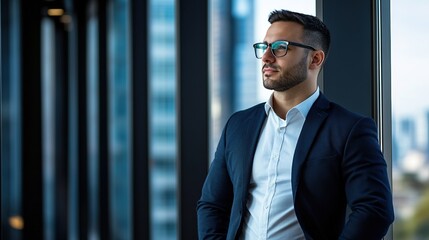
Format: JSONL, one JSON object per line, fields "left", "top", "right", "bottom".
{"left": 177, "top": 0, "right": 209, "bottom": 239}
{"left": 21, "top": 0, "right": 43, "bottom": 238}
{"left": 97, "top": 0, "right": 110, "bottom": 238}
{"left": 131, "top": 0, "right": 150, "bottom": 239}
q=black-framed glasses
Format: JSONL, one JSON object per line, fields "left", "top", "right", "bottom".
{"left": 253, "top": 40, "right": 316, "bottom": 59}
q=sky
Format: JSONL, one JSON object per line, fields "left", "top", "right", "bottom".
{"left": 391, "top": 0, "right": 429, "bottom": 146}
{"left": 391, "top": 0, "right": 429, "bottom": 118}
{"left": 254, "top": 0, "right": 315, "bottom": 42}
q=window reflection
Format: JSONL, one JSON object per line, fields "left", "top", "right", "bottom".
{"left": 41, "top": 17, "right": 56, "bottom": 240}
{"left": 87, "top": 10, "right": 100, "bottom": 240}
{"left": 149, "top": 0, "right": 178, "bottom": 239}
{"left": 392, "top": 0, "right": 429, "bottom": 238}
{"left": 1, "top": 1, "right": 23, "bottom": 239}
{"left": 108, "top": 0, "right": 131, "bottom": 239}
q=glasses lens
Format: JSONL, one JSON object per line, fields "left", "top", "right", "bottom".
{"left": 253, "top": 43, "right": 267, "bottom": 59}
{"left": 271, "top": 41, "right": 288, "bottom": 57}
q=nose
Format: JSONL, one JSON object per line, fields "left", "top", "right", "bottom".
{"left": 261, "top": 47, "right": 275, "bottom": 63}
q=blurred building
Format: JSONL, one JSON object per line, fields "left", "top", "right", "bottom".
{"left": 231, "top": 0, "right": 258, "bottom": 111}
{"left": 425, "top": 111, "right": 429, "bottom": 157}
{"left": 396, "top": 118, "right": 418, "bottom": 164}
{"left": 149, "top": 0, "right": 178, "bottom": 239}
{"left": 210, "top": 0, "right": 258, "bottom": 157}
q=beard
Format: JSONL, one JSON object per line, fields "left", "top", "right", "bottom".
{"left": 262, "top": 54, "right": 308, "bottom": 92}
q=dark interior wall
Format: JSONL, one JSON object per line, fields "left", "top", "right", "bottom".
{"left": 320, "top": 0, "right": 374, "bottom": 118}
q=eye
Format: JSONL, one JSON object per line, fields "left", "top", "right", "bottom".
{"left": 256, "top": 43, "right": 268, "bottom": 50}
{"left": 271, "top": 41, "right": 288, "bottom": 50}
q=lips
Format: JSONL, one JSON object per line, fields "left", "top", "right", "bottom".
{"left": 263, "top": 67, "right": 278, "bottom": 75}
{"left": 263, "top": 67, "right": 276, "bottom": 72}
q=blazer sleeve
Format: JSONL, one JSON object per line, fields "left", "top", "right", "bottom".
{"left": 340, "top": 117, "right": 395, "bottom": 239}
{"left": 197, "top": 122, "right": 234, "bottom": 240}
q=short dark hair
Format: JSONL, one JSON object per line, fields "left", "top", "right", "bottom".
{"left": 268, "top": 9, "right": 330, "bottom": 58}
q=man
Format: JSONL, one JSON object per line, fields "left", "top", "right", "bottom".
{"left": 197, "top": 9, "right": 394, "bottom": 240}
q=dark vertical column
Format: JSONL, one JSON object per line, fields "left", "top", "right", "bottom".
{"left": 1, "top": 0, "right": 10, "bottom": 238}
{"left": 75, "top": 0, "right": 88, "bottom": 238}
{"left": 97, "top": 0, "right": 110, "bottom": 238}
{"left": 177, "top": 0, "right": 209, "bottom": 239}
{"left": 21, "top": 0, "right": 43, "bottom": 239}
{"left": 131, "top": 0, "right": 150, "bottom": 239}
{"left": 54, "top": 18, "right": 70, "bottom": 240}
{"left": 66, "top": 0, "right": 88, "bottom": 238}
{"left": 0, "top": 0, "right": 2, "bottom": 233}
{"left": 0, "top": 0, "right": 3, "bottom": 235}
{"left": 321, "top": 0, "right": 374, "bottom": 117}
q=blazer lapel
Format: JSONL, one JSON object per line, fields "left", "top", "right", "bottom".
{"left": 241, "top": 104, "right": 267, "bottom": 200}
{"left": 291, "top": 94, "right": 330, "bottom": 198}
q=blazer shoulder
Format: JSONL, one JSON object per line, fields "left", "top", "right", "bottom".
{"left": 329, "top": 102, "right": 367, "bottom": 120}
{"left": 229, "top": 103, "right": 266, "bottom": 122}
{"left": 223, "top": 103, "right": 266, "bottom": 136}
{"left": 317, "top": 94, "right": 369, "bottom": 121}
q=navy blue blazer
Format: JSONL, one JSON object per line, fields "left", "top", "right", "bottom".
{"left": 197, "top": 93, "right": 394, "bottom": 240}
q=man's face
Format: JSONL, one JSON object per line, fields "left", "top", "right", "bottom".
{"left": 261, "top": 21, "right": 310, "bottom": 92}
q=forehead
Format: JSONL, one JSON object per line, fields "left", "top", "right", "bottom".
{"left": 264, "top": 21, "right": 305, "bottom": 42}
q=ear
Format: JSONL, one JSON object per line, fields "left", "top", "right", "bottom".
{"left": 309, "top": 50, "right": 325, "bottom": 70}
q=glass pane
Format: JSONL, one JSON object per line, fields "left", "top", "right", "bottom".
{"left": 149, "top": 0, "right": 178, "bottom": 239}
{"left": 87, "top": 12, "right": 100, "bottom": 240}
{"left": 209, "top": 0, "right": 316, "bottom": 157}
{"left": 392, "top": 0, "right": 429, "bottom": 239}
{"left": 108, "top": 0, "right": 132, "bottom": 239}
{"left": 68, "top": 14, "right": 79, "bottom": 240}
{"left": 41, "top": 17, "right": 56, "bottom": 240}
{"left": 1, "top": 0, "right": 23, "bottom": 239}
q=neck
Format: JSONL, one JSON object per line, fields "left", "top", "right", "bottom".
{"left": 272, "top": 83, "right": 317, "bottom": 119}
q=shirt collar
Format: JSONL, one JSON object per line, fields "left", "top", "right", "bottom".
{"left": 264, "top": 87, "right": 320, "bottom": 119}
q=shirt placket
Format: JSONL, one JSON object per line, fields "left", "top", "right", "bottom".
{"left": 259, "top": 118, "right": 287, "bottom": 239}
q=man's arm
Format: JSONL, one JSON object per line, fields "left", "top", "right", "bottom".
{"left": 197, "top": 125, "right": 234, "bottom": 240}
{"left": 340, "top": 117, "right": 395, "bottom": 239}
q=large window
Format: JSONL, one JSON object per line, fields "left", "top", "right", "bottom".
{"left": 391, "top": 0, "right": 429, "bottom": 238}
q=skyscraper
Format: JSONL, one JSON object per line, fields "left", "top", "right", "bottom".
{"left": 232, "top": 0, "right": 258, "bottom": 112}
{"left": 149, "top": 0, "right": 177, "bottom": 239}
{"left": 210, "top": 0, "right": 257, "bottom": 157}
{"left": 148, "top": 1, "right": 259, "bottom": 238}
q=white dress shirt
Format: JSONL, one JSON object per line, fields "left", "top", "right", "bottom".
{"left": 241, "top": 89, "right": 320, "bottom": 240}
